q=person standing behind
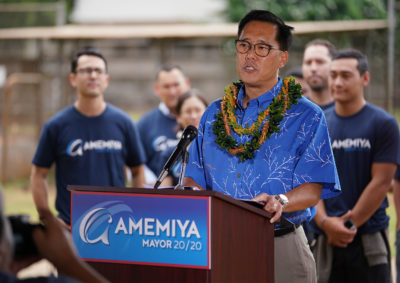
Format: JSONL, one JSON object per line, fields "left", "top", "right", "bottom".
{"left": 161, "top": 89, "right": 208, "bottom": 186}
{"left": 30, "top": 48, "right": 146, "bottom": 228}
{"left": 138, "top": 65, "right": 190, "bottom": 183}
{"left": 302, "top": 39, "right": 336, "bottom": 111}
{"left": 184, "top": 10, "right": 341, "bottom": 283}
{"left": 312, "top": 48, "right": 400, "bottom": 283}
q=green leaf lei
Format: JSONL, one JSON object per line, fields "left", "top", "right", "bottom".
{"left": 212, "top": 76, "right": 303, "bottom": 162}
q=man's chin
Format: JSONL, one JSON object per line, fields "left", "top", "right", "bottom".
{"left": 83, "top": 92, "right": 101, "bottom": 97}
{"left": 310, "top": 85, "right": 325, "bottom": 92}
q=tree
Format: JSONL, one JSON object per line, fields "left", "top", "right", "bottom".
{"left": 0, "top": 0, "right": 74, "bottom": 28}
{"left": 226, "top": 0, "right": 387, "bottom": 22}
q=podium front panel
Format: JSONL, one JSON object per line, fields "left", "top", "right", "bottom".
{"left": 71, "top": 191, "right": 211, "bottom": 269}
{"left": 69, "top": 186, "right": 273, "bottom": 282}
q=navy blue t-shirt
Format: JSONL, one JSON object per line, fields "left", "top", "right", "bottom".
{"left": 137, "top": 106, "right": 179, "bottom": 177}
{"left": 320, "top": 101, "right": 335, "bottom": 112}
{"left": 395, "top": 167, "right": 400, "bottom": 180}
{"left": 322, "top": 103, "right": 400, "bottom": 234}
{"left": 32, "top": 104, "right": 145, "bottom": 224}
{"left": 159, "top": 140, "right": 185, "bottom": 185}
{"left": 307, "top": 98, "right": 334, "bottom": 112}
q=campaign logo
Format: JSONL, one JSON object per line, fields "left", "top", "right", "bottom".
{"left": 331, "top": 138, "right": 371, "bottom": 152}
{"left": 66, "top": 139, "right": 123, "bottom": 156}
{"left": 79, "top": 208, "right": 113, "bottom": 245}
{"left": 67, "top": 139, "right": 83, "bottom": 156}
{"left": 72, "top": 194, "right": 210, "bottom": 268}
{"left": 77, "top": 201, "right": 133, "bottom": 246}
{"left": 152, "top": 136, "right": 179, "bottom": 152}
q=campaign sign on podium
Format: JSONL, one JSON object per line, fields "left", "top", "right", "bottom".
{"left": 71, "top": 191, "right": 210, "bottom": 269}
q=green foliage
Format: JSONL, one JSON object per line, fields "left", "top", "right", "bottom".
{"left": 226, "top": 0, "right": 387, "bottom": 22}
{"left": 0, "top": 0, "right": 74, "bottom": 28}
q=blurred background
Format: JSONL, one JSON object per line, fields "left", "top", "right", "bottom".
{"left": 0, "top": 0, "right": 399, "bottom": 278}
{"left": 0, "top": 0, "right": 398, "bottom": 197}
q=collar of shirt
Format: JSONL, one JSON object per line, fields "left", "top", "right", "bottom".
{"left": 236, "top": 78, "right": 283, "bottom": 110}
{"left": 158, "top": 102, "right": 175, "bottom": 119}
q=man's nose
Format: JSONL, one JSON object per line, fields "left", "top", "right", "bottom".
{"left": 89, "top": 70, "right": 99, "bottom": 78}
{"left": 168, "top": 86, "right": 180, "bottom": 95}
{"left": 310, "top": 61, "right": 318, "bottom": 71}
{"left": 245, "top": 45, "right": 257, "bottom": 59}
{"left": 190, "top": 111, "right": 198, "bottom": 119}
{"left": 332, "top": 77, "right": 343, "bottom": 87}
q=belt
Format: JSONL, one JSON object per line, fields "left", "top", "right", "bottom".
{"left": 274, "top": 223, "right": 301, "bottom": 237}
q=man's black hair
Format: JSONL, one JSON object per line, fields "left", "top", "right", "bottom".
{"left": 305, "top": 39, "right": 337, "bottom": 58}
{"left": 71, "top": 48, "right": 108, "bottom": 74}
{"left": 237, "top": 10, "right": 294, "bottom": 51}
{"left": 176, "top": 89, "right": 208, "bottom": 115}
{"left": 155, "top": 64, "right": 184, "bottom": 80}
{"left": 332, "top": 48, "right": 368, "bottom": 75}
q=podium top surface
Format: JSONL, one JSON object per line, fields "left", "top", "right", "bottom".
{"left": 68, "top": 185, "right": 272, "bottom": 219}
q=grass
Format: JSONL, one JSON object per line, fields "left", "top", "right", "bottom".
{"left": 2, "top": 177, "right": 57, "bottom": 222}
{"left": 388, "top": 193, "right": 397, "bottom": 256}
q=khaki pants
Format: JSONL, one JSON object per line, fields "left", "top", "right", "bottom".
{"left": 274, "top": 225, "right": 317, "bottom": 283}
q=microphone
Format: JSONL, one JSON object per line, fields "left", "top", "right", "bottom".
{"left": 154, "top": 125, "right": 198, "bottom": 189}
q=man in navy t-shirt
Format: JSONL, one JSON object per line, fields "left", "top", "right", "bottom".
{"left": 312, "top": 49, "right": 400, "bottom": 283}
{"left": 302, "top": 39, "right": 336, "bottom": 111}
{"left": 137, "top": 65, "right": 190, "bottom": 183}
{"left": 30, "top": 49, "right": 146, "bottom": 227}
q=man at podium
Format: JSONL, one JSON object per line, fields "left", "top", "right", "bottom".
{"left": 184, "top": 10, "right": 341, "bottom": 283}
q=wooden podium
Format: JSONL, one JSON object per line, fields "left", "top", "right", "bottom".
{"left": 69, "top": 186, "right": 274, "bottom": 283}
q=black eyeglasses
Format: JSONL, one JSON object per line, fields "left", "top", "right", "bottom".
{"left": 235, "top": 40, "right": 280, "bottom": 57}
{"left": 76, "top": 67, "right": 106, "bottom": 76}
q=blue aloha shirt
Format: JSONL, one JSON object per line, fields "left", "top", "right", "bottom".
{"left": 186, "top": 78, "right": 341, "bottom": 224}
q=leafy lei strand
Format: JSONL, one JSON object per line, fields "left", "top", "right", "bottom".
{"left": 212, "top": 76, "right": 303, "bottom": 162}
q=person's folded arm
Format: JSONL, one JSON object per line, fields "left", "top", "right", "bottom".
{"left": 351, "top": 162, "right": 396, "bottom": 228}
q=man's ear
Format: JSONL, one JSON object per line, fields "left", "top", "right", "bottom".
{"left": 185, "top": 78, "right": 191, "bottom": 90}
{"left": 279, "top": 51, "right": 289, "bottom": 69}
{"left": 69, "top": 73, "right": 77, "bottom": 88}
{"left": 153, "top": 82, "right": 160, "bottom": 98}
{"left": 104, "top": 74, "right": 110, "bottom": 88}
{"left": 362, "top": 71, "right": 370, "bottom": 87}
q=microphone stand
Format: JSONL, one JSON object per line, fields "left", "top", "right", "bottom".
{"left": 174, "top": 150, "right": 189, "bottom": 190}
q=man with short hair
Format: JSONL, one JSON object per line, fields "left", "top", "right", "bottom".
{"left": 30, "top": 48, "right": 146, "bottom": 228}
{"left": 184, "top": 10, "right": 340, "bottom": 283}
{"left": 302, "top": 39, "right": 336, "bottom": 110}
{"left": 138, "top": 65, "right": 190, "bottom": 181}
{"left": 312, "top": 48, "right": 400, "bottom": 283}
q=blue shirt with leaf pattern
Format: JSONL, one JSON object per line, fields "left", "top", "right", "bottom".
{"left": 186, "top": 78, "right": 341, "bottom": 224}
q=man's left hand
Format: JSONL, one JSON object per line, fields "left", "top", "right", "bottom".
{"left": 253, "top": 193, "right": 283, "bottom": 223}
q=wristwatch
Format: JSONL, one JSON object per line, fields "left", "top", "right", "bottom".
{"left": 275, "top": 194, "right": 289, "bottom": 209}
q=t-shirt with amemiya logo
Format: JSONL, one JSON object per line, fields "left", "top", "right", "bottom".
{"left": 138, "top": 105, "right": 179, "bottom": 177}
{"left": 32, "top": 104, "right": 145, "bottom": 224}
{"left": 322, "top": 103, "right": 400, "bottom": 234}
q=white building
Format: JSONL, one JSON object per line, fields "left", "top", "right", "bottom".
{"left": 70, "top": 0, "right": 227, "bottom": 24}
